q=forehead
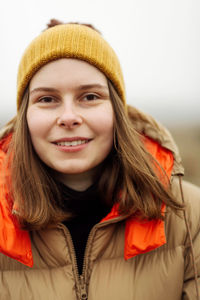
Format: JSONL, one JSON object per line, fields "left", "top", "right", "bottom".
{"left": 29, "top": 58, "right": 108, "bottom": 89}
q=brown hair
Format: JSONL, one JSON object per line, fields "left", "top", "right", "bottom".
{"left": 5, "top": 79, "right": 184, "bottom": 230}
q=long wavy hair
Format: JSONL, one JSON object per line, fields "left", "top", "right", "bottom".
{"left": 2, "top": 78, "right": 184, "bottom": 230}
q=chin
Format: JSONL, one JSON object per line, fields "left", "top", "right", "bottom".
{"left": 53, "top": 165, "right": 92, "bottom": 175}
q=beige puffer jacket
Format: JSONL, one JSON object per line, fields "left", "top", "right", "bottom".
{"left": 0, "top": 106, "right": 200, "bottom": 300}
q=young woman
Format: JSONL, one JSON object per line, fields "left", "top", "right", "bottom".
{"left": 0, "top": 20, "right": 199, "bottom": 300}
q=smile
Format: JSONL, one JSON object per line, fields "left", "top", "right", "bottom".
{"left": 56, "top": 140, "right": 89, "bottom": 147}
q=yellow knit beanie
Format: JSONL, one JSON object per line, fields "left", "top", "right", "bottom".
{"left": 17, "top": 23, "right": 126, "bottom": 110}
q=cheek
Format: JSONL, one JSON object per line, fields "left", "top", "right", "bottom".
{"left": 26, "top": 109, "right": 52, "bottom": 160}
{"left": 26, "top": 108, "right": 50, "bottom": 137}
{"left": 99, "top": 118, "right": 114, "bottom": 139}
{"left": 93, "top": 105, "right": 114, "bottom": 141}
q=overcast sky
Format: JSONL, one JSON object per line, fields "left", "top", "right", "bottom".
{"left": 0, "top": 0, "right": 199, "bottom": 127}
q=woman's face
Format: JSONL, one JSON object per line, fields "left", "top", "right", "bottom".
{"left": 27, "top": 58, "right": 114, "bottom": 185}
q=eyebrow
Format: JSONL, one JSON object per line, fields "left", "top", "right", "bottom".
{"left": 29, "top": 84, "right": 109, "bottom": 95}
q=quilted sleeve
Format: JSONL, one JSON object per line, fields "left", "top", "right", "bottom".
{"left": 180, "top": 181, "right": 200, "bottom": 300}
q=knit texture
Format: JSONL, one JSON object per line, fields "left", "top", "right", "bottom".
{"left": 17, "top": 24, "right": 125, "bottom": 110}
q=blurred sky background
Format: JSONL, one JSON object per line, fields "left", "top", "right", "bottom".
{"left": 0, "top": 0, "right": 199, "bottom": 127}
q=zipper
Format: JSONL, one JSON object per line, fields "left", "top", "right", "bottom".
{"left": 79, "top": 216, "right": 125, "bottom": 294}
{"left": 60, "top": 225, "right": 95, "bottom": 300}
{"left": 80, "top": 275, "right": 87, "bottom": 300}
{"left": 59, "top": 216, "right": 125, "bottom": 300}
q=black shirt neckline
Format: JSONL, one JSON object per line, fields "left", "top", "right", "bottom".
{"left": 59, "top": 181, "right": 111, "bottom": 275}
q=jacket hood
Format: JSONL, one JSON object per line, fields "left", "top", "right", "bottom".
{"left": 0, "top": 106, "right": 184, "bottom": 267}
{"left": 127, "top": 105, "right": 184, "bottom": 176}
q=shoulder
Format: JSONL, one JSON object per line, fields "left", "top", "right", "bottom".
{"left": 171, "top": 178, "right": 200, "bottom": 212}
{"left": 170, "top": 178, "right": 200, "bottom": 238}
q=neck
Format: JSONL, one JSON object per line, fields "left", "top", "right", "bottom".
{"left": 54, "top": 167, "right": 101, "bottom": 191}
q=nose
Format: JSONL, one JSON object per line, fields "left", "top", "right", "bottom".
{"left": 56, "top": 101, "right": 83, "bottom": 129}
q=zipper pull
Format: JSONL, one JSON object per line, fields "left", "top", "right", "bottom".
{"left": 80, "top": 275, "right": 87, "bottom": 300}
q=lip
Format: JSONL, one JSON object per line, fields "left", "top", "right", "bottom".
{"left": 52, "top": 137, "right": 92, "bottom": 153}
{"left": 52, "top": 137, "right": 92, "bottom": 143}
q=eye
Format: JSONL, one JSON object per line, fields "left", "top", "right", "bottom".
{"left": 38, "top": 96, "right": 56, "bottom": 103}
{"left": 82, "top": 94, "right": 99, "bottom": 101}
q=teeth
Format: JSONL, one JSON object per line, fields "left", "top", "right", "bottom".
{"left": 56, "top": 140, "right": 88, "bottom": 146}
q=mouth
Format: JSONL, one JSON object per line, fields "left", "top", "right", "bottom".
{"left": 52, "top": 137, "right": 92, "bottom": 149}
{"left": 55, "top": 139, "right": 90, "bottom": 147}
